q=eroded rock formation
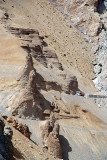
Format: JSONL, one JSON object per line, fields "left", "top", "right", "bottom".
{"left": 43, "top": 47, "right": 63, "bottom": 70}
{"left": 6, "top": 117, "right": 31, "bottom": 138}
{"left": 41, "top": 113, "right": 62, "bottom": 159}
{"left": 17, "top": 53, "right": 34, "bottom": 88}
{"left": 9, "top": 54, "right": 50, "bottom": 119}
{"left": 9, "top": 27, "right": 63, "bottom": 71}
{"left": 35, "top": 69, "right": 79, "bottom": 94}
{"left": 8, "top": 53, "right": 79, "bottom": 121}
{"left": 8, "top": 27, "right": 79, "bottom": 95}
{"left": 11, "top": 69, "right": 50, "bottom": 119}
{"left": 51, "top": 96, "right": 70, "bottom": 115}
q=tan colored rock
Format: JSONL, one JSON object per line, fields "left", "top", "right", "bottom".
{"left": 6, "top": 117, "right": 31, "bottom": 139}
{"left": 9, "top": 27, "right": 63, "bottom": 71}
{"left": 7, "top": 117, "right": 14, "bottom": 123}
{"left": 52, "top": 122, "right": 60, "bottom": 138}
{"left": 10, "top": 54, "right": 49, "bottom": 119}
{"left": 7, "top": 53, "right": 50, "bottom": 119}
{"left": 12, "top": 70, "right": 49, "bottom": 119}
{"left": 43, "top": 47, "right": 63, "bottom": 70}
{"left": 41, "top": 113, "right": 62, "bottom": 159}
{"left": 17, "top": 53, "right": 34, "bottom": 88}
{"left": 47, "top": 132, "right": 62, "bottom": 159}
{"left": 51, "top": 96, "right": 70, "bottom": 115}
{"left": 50, "top": 112, "right": 56, "bottom": 128}
{"left": 41, "top": 121, "right": 51, "bottom": 147}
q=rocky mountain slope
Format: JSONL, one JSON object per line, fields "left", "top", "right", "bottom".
{"left": 0, "top": 0, "right": 107, "bottom": 160}
{"left": 48, "top": 0, "right": 107, "bottom": 110}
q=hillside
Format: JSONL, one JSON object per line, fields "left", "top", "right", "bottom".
{"left": 0, "top": 0, "right": 107, "bottom": 160}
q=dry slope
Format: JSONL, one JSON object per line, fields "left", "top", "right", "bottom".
{"left": 0, "top": 0, "right": 107, "bottom": 160}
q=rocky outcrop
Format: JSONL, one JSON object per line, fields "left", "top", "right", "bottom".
{"left": 11, "top": 69, "right": 50, "bottom": 119}
{"left": 6, "top": 117, "right": 31, "bottom": 138}
{"left": 8, "top": 52, "right": 78, "bottom": 119}
{"left": 35, "top": 69, "right": 79, "bottom": 94}
{"left": 43, "top": 47, "right": 63, "bottom": 70}
{"left": 16, "top": 53, "right": 78, "bottom": 96}
{"left": 8, "top": 27, "right": 79, "bottom": 95}
{"left": 0, "top": 117, "right": 13, "bottom": 160}
{"left": 17, "top": 53, "right": 34, "bottom": 88}
{"left": 41, "top": 113, "right": 62, "bottom": 159}
{"left": 51, "top": 96, "right": 70, "bottom": 115}
{"left": 5, "top": 52, "right": 51, "bottom": 119}
{"left": 54, "top": 71, "right": 78, "bottom": 94}
{"left": 9, "top": 27, "right": 63, "bottom": 71}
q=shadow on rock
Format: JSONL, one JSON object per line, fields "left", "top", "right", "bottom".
{"left": 36, "top": 71, "right": 62, "bottom": 92}
{"left": 59, "top": 135, "right": 72, "bottom": 160}
{"left": 13, "top": 147, "right": 24, "bottom": 160}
